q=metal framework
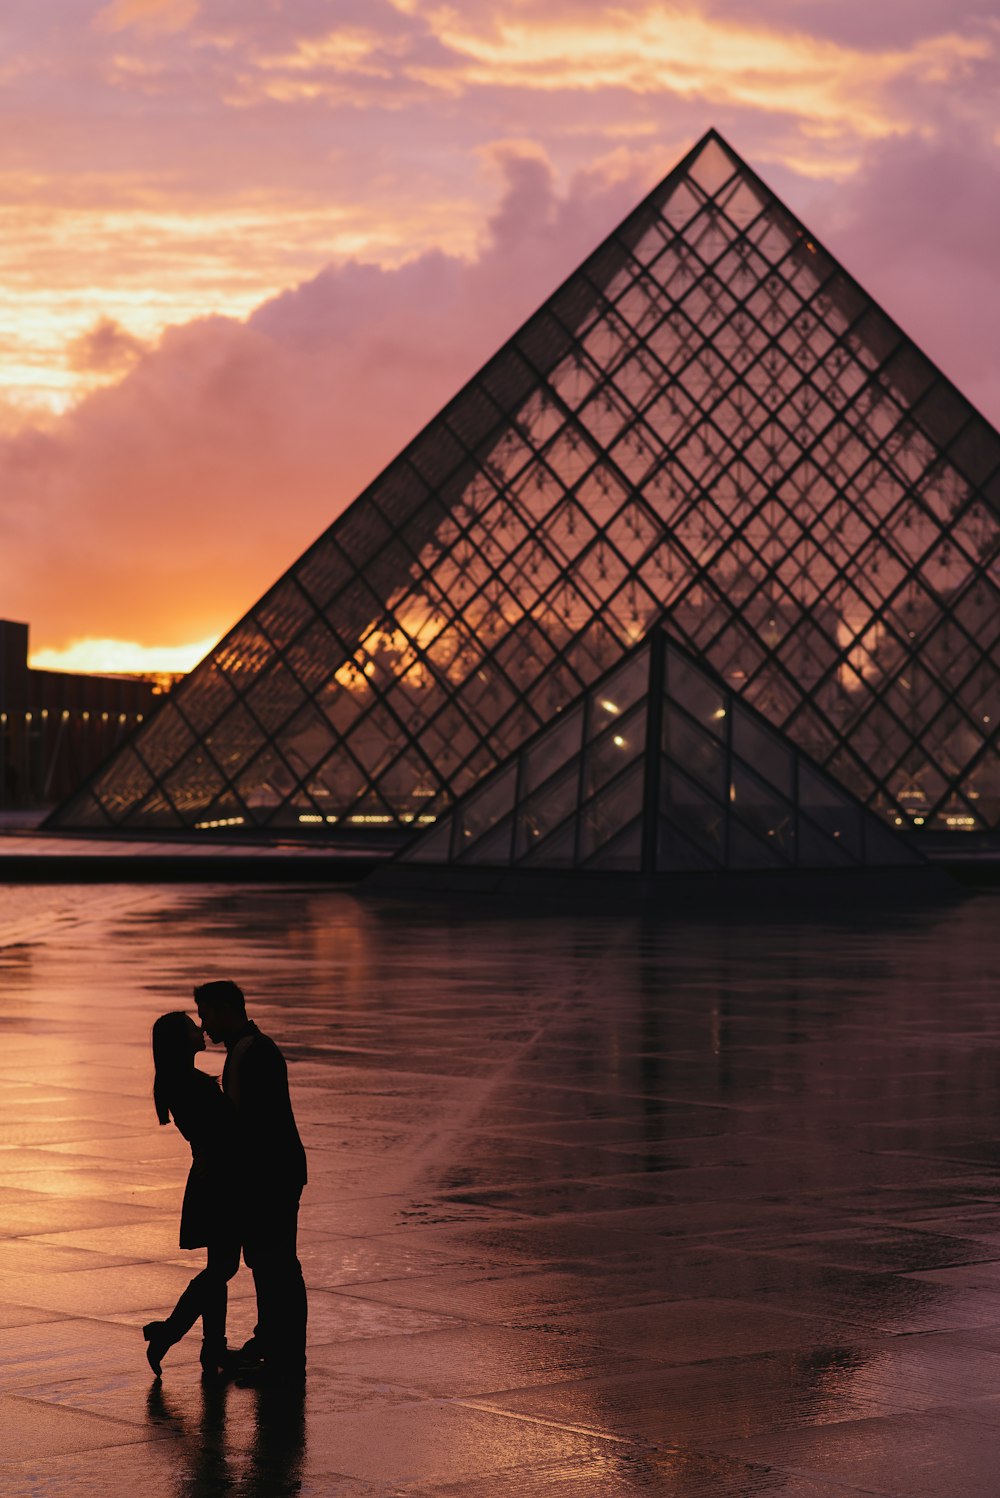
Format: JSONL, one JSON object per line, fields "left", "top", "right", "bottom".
{"left": 47, "top": 130, "right": 1000, "bottom": 838}
{"left": 401, "top": 627, "right": 922, "bottom": 872}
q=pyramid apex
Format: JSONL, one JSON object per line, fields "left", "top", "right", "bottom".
{"left": 688, "top": 125, "right": 737, "bottom": 152}
{"left": 676, "top": 128, "right": 745, "bottom": 196}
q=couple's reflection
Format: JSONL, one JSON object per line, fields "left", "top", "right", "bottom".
{"left": 147, "top": 1377, "right": 305, "bottom": 1497}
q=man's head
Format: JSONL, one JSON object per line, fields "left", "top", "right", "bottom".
{"left": 194, "top": 979, "right": 247, "bottom": 1044}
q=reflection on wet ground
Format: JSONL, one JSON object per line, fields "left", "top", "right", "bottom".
{"left": 2, "top": 882, "right": 1000, "bottom": 1493}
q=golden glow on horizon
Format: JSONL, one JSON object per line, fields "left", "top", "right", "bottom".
{"left": 29, "top": 635, "right": 217, "bottom": 675}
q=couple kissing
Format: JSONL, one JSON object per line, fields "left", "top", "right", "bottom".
{"left": 144, "top": 980, "right": 307, "bottom": 1384}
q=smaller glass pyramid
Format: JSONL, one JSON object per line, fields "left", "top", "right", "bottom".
{"left": 401, "top": 628, "right": 923, "bottom": 873}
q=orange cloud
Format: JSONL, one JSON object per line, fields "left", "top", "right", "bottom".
{"left": 411, "top": 7, "right": 990, "bottom": 139}
{"left": 96, "top": 0, "right": 199, "bottom": 35}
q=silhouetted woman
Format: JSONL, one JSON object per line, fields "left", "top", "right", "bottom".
{"left": 142, "top": 1011, "right": 240, "bottom": 1377}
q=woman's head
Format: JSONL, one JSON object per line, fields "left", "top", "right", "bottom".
{"left": 151, "top": 1011, "right": 204, "bottom": 1125}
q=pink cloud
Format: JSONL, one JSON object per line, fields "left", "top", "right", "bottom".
{"left": 803, "top": 128, "right": 1000, "bottom": 423}
{"left": 67, "top": 317, "right": 149, "bottom": 375}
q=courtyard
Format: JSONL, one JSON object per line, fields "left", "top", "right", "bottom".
{"left": 2, "top": 880, "right": 1000, "bottom": 1494}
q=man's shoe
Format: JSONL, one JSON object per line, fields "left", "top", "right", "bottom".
{"left": 220, "top": 1341, "right": 264, "bottom": 1377}
{"left": 199, "top": 1338, "right": 230, "bottom": 1377}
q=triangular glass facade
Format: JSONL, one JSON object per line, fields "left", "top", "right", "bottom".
{"left": 48, "top": 130, "right": 1000, "bottom": 838}
{"left": 401, "top": 629, "right": 922, "bottom": 872}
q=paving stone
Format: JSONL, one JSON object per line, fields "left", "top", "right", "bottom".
{"left": 308, "top": 1324, "right": 657, "bottom": 1400}
{"left": 714, "top": 1408, "right": 1000, "bottom": 1495}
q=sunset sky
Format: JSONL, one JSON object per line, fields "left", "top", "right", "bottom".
{"left": 1, "top": 0, "right": 997, "bottom": 673}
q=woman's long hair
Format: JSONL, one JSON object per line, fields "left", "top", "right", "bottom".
{"left": 152, "top": 1011, "right": 196, "bottom": 1125}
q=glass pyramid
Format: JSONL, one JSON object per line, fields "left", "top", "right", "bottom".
{"left": 48, "top": 129, "right": 1000, "bottom": 839}
{"left": 399, "top": 628, "right": 922, "bottom": 873}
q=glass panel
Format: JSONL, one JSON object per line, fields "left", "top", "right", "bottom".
{"left": 294, "top": 537, "right": 353, "bottom": 611}
{"left": 521, "top": 704, "right": 584, "bottom": 797}
{"left": 461, "top": 816, "right": 515, "bottom": 866}
{"left": 586, "top": 646, "right": 650, "bottom": 733}
{"left": 344, "top": 789, "right": 397, "bottom": 825}
{"left": 134, "top": 703, "right": 195, "bottom": 779}
{"left": 376, "top": 749, "right": 441, "bottom": 819}
{"left": 797, "top": 763, "right": 864, "bottom": 860}
{"left": 336, "top": 503, "right": 394, "bottom": 569}
{"left": 402, "top": 818, "right": 454, "bottom": 863}
{"left": 120, "top": 785, "right": 184, "bottom": 829}
{"left": 94, "top": 747, "right": 154, "bottom": 821}
{"left": 661, "top": 763, "right": 724, "bottom": 861}
{"left": 582, "top": 703, "right": 646, "bottom": 799}
{"left": 244, "top": 660, "right": 307, "bottom": 737}
{"left": 729, "top": 762, "right": 795, "bottom": 861}
{"left": 280, "top": 703, "right": 337, "bottom": 780}
{"left": 161, "top": 754, "right": 226, "bottom": 817}
{"left": 584, "top": 817, "right": 643, "bottom": 871}
{"left": 234, "top": 745, "right": 297, "bottom": 818}
{"left": 213, "top": 621, "right": 274, "bottom": 692}
{"left": 949, "top": 421, "right": 1000, "bottom": 488}
{"left": 421, "top": 704, "right": 482, "bottom": 777}
{"left": 286, "top": 618, "right": 345, "bottom": 694}
{"left": 254, "top": 578, "right": 315, "bottom": 651}
{"left": 316, "top": 661, "right": 376, "bottom": 735}
{"left": 514, "top": 761, "right": 580, "bottom": 860}
{"left": 665, "top": 654, "right": 727, "bottom": 738}
{"left": 797, "top": 821, "right": 854, "bottom": 868}
{"left": 490, "top": 703, "right": 544, "bottom": 765}
{"left": 727, "top": 821, "right": 785, "bottom": 869}
{"left": 518, "top": 819, "right": 577, "bottom": 868}
{"left": 204, "top": 702, "right": 266, "bottom": 782}
{"left": 370, "top": 462, "right": 432, "bottom": 531}
{"left": 176, "top": 662, "right": 236, "bottom": 738}
{"left": 663, "top": 711, "right": 726, "bottom": 798}
{"left": 454, "top": 663, "right": 517, "bottom": 735}
{"left": 268, "top": 790, "right": 328, "bottom": 831}
{"left": 343, "top": 704, "right": 407, "bottom": 783}
{"left": 732, "top": 706, "right": 794, "bottom": 797}
{"left": 578, "top": 760, "right": 645, "bottom": 862}
{"left": 455, "top": 764, "right": 517, "bottom": 847}
{"left": 657, "top": 817, "right": 720, "bottom": 870}
{"left": 687, "top": 136, "right": 736, "bottom": 196}
{"left": 306, "top": 750, "right": 367, "bottom": 809}
{"left": 66, "top": 790, "right": 114, "bottom": 828}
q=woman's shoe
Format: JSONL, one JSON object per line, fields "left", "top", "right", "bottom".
{"left": 142, "top": 1320, "right": 173, "bottom": 1377}
{"left": 199, "top": 1338, "right": 229, "bottom": 1377}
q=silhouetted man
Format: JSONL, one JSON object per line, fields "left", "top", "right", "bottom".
{"left": 194, "top": 979, "right": 307, "bottom": 1381}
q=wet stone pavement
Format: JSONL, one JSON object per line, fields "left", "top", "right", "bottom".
{"left": 2, "top": 883, "right": 1000, "bottom": 1494}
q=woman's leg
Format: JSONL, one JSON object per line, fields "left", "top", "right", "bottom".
{"left": 143, "top": 1258, "right": 213, "bottom": 1373}
{"left": 159, "top": 1267, "right": 211, "bottom": 1343}
{"left": 200, "top": 1237, "right": 241, "bottom": 1349}
{"left": 154, "top": 1238, "right": 240, "bottom": 1346}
